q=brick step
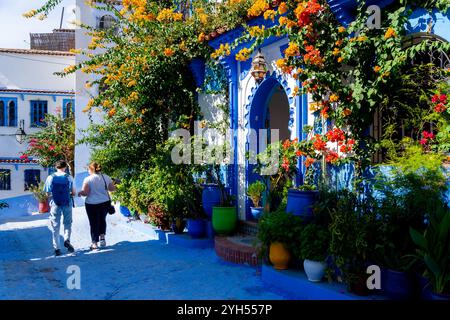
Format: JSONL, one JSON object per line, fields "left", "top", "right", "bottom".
{"left": 237, "top": 220, "right": 259, "bottom": 237}
{"left": 214, "top": 235, "right": 261, "bottom": 266}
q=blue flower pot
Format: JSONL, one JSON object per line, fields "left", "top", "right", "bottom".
{"left": 201, "top": 184, "right": 221, "bottom": 218}
{"left": 431, "top": 292, "right": 450, "bottom": 300}
{"left": 188, "top": 219, "right": 207, "bottom": 239}
{"left": 286, "top": 189, "right": 319, "bottom": 221}
{"left": 119, "top": 206, "right": 131, "bottom": 217}
{"left": 383, "top": 269, "right": 413, "bottom": 300}
{"left": 250, "top": 207, "right": 264, "bottom": 220}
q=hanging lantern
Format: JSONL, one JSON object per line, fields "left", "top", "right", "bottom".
{"left": 251, "top": 50, "right": 267, "bottom": 82}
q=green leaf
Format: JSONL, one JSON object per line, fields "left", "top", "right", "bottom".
{"left": 410, "top": 227, "right": 427, "bottom": 250}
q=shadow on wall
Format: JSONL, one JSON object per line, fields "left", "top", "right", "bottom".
{"left": 407, "top": 8, "right": 450, "bottom": 42}
{"left": 0, "top": 194, "right": 38, "bottom": 218}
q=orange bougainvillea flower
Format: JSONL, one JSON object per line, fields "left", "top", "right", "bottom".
{"left": 263, "top": 9, "right": 276, "bottom": 21}
{"left": 305, "top": 157, "right": 316, "bottom": 168}
{"left": 108, "top": 108, "right": 116, "bottom": 117}
{"left": 384, "top": 27, "right": 396, "bottom": 39}
{"left": 247, "top": 0, "right": 269, "bottom": 18}
{"left": 285, "top": 42, "right": 300, "bottom": 57}
{"left": 198, "top": 32, "right": 206, "bottom": 42}
{"left": 278, "top": 2, "right": 288, "bottom": 15}
{"left": 313, "top": 135, "right": 327, "bottom": 151}
{"left": 235, "top": 47, "right": 251, "bottom": 61}
{"left": 325, "top": 151, "right": 339, "bottom": 163}
{"left": 164, "top": 48, "right": 174, "bottom": 57}
{"left": 342, "top": 108, "right": 352, "bottom": 117}
{"left": 374, "top": 66, "right": 381, "bottom": 73}
{"left": 320, "top": 106, "right": 329, "bottom": 118}
{"left": 338, "top": 56, "right": 344, "bottom": 63}
{"left": 338, "top": 26, "right": 346, "bottom": 33}
{"left": 296, "top": 150, "right": 304, "bottom": 157}
{"left": 329, "top": 94, "right": 339, "bottom": 103}
{"left": 282, "top": 139, "right": 291, "bottom": 149}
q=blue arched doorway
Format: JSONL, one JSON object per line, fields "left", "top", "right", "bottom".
{"left": 245, "top": 76, "right": 292, "bottom": 219}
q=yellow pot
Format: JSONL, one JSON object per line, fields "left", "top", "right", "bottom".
{"left": 269, "top": 242, "right": 291, "bottom": 270}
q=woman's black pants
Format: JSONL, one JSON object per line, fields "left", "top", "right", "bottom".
{"left": 85, "top": 202, "right": 108, "bottom": 243}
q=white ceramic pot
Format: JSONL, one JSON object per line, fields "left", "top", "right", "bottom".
{"left": 304, "top": 259, "right": 326, "bottom": 282}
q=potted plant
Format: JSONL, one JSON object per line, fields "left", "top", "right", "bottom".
{"left": 203, "top": 161, "right": 236, "bottom": 236}
{"left": 257, "top": 210, "right": 303, "bottom": 270}
{"left": 246, "top": 180, "right": 266, "bottom": 220}
{"left": 373, "top": 145, "right": 446, "bottom": 299}
{"left": 298, "top": 223, "right": 330, "bottom": 282}
{"left": 212, "top": 186, "right": 237, "bottom": 236}
{"left": 186, "top": 184, "right": 208, "bottom": 239}
{"left": 327, "top": 188, "right": 379, "bottom": 296}
{"left": 28, "top": 181, "right": 50, "bottom": 213}
{"left": 409, "top": 208, "right": 450, "bottom": 300}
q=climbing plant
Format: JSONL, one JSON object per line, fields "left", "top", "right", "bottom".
{"left": 212, "top": 0, "right": 450, "bottom": 174}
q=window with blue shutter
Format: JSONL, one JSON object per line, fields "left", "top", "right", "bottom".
{"left": 24, "top": 169, "right": 41, "bottom": 191}
{"left": 0, "top": 169, "right": 11, "bottom": 190}
{"left": 62, "top": 99, "right": 75, "bottom": 118}
{"left": 30, "top": 101, "right": 48, "bottom": 126}
{"left": 0, "top": 98, "right": 18, "bottom": 127}
{"left": 0, "top": 101, "right": 4, "bottom": 126}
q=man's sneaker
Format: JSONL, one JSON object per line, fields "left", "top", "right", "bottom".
{"left": 55, "top": 249, "right": 62, "bottom": 256}
{"left": 99, "top": 238, "right": 106, "bottom": 248}
{"left": 64, "top": 240, "right": 75, "bottom": 253}
{"left": 90, "top": 243, "right": 99, "bottom": 251}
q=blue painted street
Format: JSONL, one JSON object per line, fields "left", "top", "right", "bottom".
{"left": 0, "top": 208, "right": 287, "bottom": 300}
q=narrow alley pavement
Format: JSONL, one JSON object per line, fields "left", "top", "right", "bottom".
{"left": 0, "top": 208, "right": 287, "bottom": 300}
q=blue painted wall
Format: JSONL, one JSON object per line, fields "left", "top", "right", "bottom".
{"left": 0, "top": 194, "right": 38, "bottom": 217}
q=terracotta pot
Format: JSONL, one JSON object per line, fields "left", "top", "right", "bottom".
{"left": 269, "top": 242, "right": 291, "bottom": 270}
{"left": 39, "top": 201, "right": 50, "bottom": 213}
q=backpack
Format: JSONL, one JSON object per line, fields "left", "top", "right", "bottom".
{"left": 51, "top": 174, "right": 71, "bottom": 206}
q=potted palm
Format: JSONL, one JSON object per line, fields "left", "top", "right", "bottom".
{"left": 28, "top": 181, "right": 50, "bottom": 213}
{"left": 246, "top": 180, "right": 266, "bottom": 220}
{"left": 298, "top": 223, "right": 330, "bottom": 282}
{"left": 409, "top": 208, "right": 450, "bottom": 300}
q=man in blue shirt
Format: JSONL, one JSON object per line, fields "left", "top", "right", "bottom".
{"left": 44, "top": 160, "right": 76, "bottom": 256}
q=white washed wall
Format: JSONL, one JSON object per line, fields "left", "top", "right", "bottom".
{"left": 0, "top": 164, "right": 49, "bottom": 200}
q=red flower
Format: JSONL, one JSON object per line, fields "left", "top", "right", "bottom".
{"left": 313, "top": 135, "right": 327, "bottom": 151}
{"left": 282, "top": 139, "right": 291, "bottom": 150}
{"left": 432, "top": 94, "right": 440, "bottom": 103}
{"left": 325, "top": 151, "right": 339, "bottom": 163}
{"left": 281, "top": 157, "right": 290, "bottom": 172}
{"left": 49, "top": 146, "right": 56, "bottom": 151}
{"left": 419, "top": 138, "right": 427, "bottom": 145}
{"left": 422, "top": 131, "right": 435, "bottom": 139}
{"left": 326, "top": 128, "right": 345, "bottom": 142}
{"left": 340, "top": 145, "right": 352, "bottom": 153}
{"left": 320, "top": 106, "right": 329, "bottom": 118}
{"left": 296, "top": 150, "right": 304, "bottom": 157}
{"left": 434, "top": 103, "right": 447, "bottom": 113}
{"left": 305, "top": 157, "right": 315, "bottom": 168}
{"left": 440, "top": 94, "right": 448, "bottom": 104}
{"left": 347, "top": 139, "right": 355, "bottom": 145}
